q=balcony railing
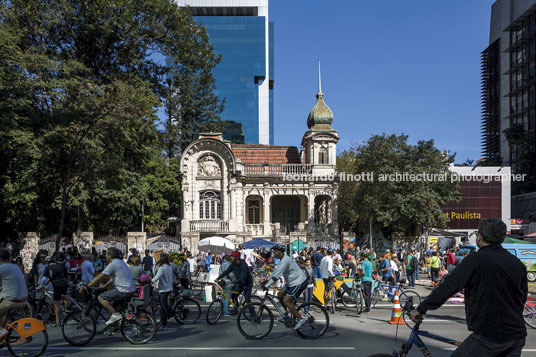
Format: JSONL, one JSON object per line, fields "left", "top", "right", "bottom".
{"left": 190, "top": 220, "right": 229, "bottom": 232}
{"left": 243, "top": 164, "right": 313, "bottom": 177}
{"left": 245, "top": 224, "right": 264, "bottom": 236}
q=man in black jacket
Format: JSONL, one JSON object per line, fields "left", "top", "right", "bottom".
{"left": 216, "top": 250, "right": 253, "bottom": 308}
{"left": 410, "top": 218, "right": 528, "bottom": 356}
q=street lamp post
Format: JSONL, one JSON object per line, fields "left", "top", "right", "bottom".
{"left": 369, "top": 217, "right": 373, "bottom": 251}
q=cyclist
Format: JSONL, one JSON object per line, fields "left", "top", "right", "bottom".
{"left": 216, "top": 250, "right": 254, "bottom": 309}
{"left": 410, "top": 218, "right": 528, "bottom": 356}
{"left": 0, "top": 249, "right": 28, "bottom": 339}
{"left": 320, "top": 249, "right": 335, "bottom": 307}
{"left": 263, "top": 244, "right": 308, "bottom": 330}
{"left": 84, "top": 247, "right": 135, "bottom": 326}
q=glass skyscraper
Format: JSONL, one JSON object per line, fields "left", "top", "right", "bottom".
{"left": 177, "top": 0, "right": 274, "bottom": 145}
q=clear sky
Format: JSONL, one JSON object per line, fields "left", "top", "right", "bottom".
{"left": 269, "top": 0, "right": 496, "bottom": 163}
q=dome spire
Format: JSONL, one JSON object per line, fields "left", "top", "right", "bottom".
{"left": 317, "top": 58, "right": 323, "bottom": 97}
{"left": 307, "top": 58, "right": 333, "bottom": 129}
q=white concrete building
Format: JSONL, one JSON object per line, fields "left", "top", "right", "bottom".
{"left": 180, "top": 63, "right": 339, "bottom": 252}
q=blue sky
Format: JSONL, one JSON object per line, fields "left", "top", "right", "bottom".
{"left": 269, "top": 0, "right": 496, "bottom": 163}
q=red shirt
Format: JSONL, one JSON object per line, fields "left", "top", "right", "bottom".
{"left": 69, "top": 259, "right": 83, "bottom": 272}
{"left": 446, "top": 252, "right": 455, "bottom": 265}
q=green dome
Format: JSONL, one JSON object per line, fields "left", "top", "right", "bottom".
{"left": 307, "top": 59, "right": 333, "bottom": 130}
{"left": 307, "top": 92, "right": 333, "bottom": 129}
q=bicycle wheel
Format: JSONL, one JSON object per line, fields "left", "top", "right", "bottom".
{"left": 206, "top": 299, "right": 223, "bottom": 325}
{"left": 149, "top": 303, "right": 163, "bottom": 327}
{"left": 62, "top": 310, "right": 96, "bottom": 346}
{"left": 340, "top": 289, "right": 357, "bottom": 308}
{"left": 237, "top": 302, "right": 273, "bottom": 340}
{"left": 524, "top": 298, "right": 536, "bottom": 329}
{"left": 121, "top": 312, "right": 157, "bottom": 345}
{"left": 371, "top": 288, "right": 384, "bottom": 308}
{"left": 35, "top": 303, "right": 54, "bottom": 323}
{"left": 329, "top": 287, "right": 337, "bottom": 313}
{"left": 399, "top": 290, "right": 422, "bottom": 308}
{"left": 89, "top": 305, "right": 110, "bottom": 334}
{"left": 295, "top": 302, "right": 329, "bottom": 339}
{"left": 9, "top": 302, "right": 33, "bottom": 321}
{"left": 355, "top": 289, "right": 363, "bottom": 314}
{"left": 6, "top": 326, "right": 48, "bottom": 357}
{"left": 174, "top": 298, "right": 201, "bottom": 324}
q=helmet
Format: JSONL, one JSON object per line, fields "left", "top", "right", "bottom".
{"left": 139, "top": 273, "right": 151, "bottom": 285}
{"left": 271, "top": 244, "right": 286, "bottom": 252}
{"left": 231, "top": 251, "right": 241, "bottom": 258}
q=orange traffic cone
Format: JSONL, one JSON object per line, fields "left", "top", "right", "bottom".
{"left": 388, "top": 290, "right": 406, "bottom": 325}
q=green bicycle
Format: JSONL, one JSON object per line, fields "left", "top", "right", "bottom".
{"left": 206, "top": 282, "right": 261, "bottom": 325}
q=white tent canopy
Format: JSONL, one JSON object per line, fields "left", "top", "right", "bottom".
{"left": 198, "top": 236, "right": 235, "bottom": 255}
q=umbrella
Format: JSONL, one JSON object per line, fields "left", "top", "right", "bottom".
{"left": 241, "top": 238, "right": 276, "bottom": 249}
{"left": 198, "top": 236, "right": 235, "bottom": 255}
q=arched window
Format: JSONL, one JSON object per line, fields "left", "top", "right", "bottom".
{"left": 248, "top": 200, "right": 260, "bottom": 224}
{"left": 199, "top": 190, "right": 221, "bottom": 219}
{"left": 319, "top": 147, "right": 329, "bottom": 164}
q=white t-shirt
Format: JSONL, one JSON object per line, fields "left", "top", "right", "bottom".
{"left": 320, "top": 255, "right": 334, "bottom": 279}
{"left": 390, "top": 259, "right": 399, "bottom": 272}
{"left": 102, "top": 259, "right": 135, "bottom": 293}
{"left": 0, "top": 262, "right": 28, "bottom": 300}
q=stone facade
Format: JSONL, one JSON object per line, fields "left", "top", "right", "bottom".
{"left": 180, "top": 63, "right": 340, "bottom": 253}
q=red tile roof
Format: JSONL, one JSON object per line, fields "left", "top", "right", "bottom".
{"left": 232, "top": 144, "right": 301, "bottom": 164}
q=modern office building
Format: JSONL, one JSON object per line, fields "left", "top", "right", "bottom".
{"left": 176, "top": 0, "right": 274, "bottom": 145}
{"left": 481, "top": 0, "right": 536, "bottom": 220}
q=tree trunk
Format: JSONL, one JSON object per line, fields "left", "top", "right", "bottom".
{"left": 56, "top": 182, "right": 68, "bottom": 253}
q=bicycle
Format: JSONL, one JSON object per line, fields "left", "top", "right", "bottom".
{"left": 371, "top": 278, "right": 421, "bottom": 308}
{"left": 62, "top": 287, "right": 157, "bottom": 346}
{"left": 149, "top": 284, "right": 201, "bottom": 326}
{"left": 0, "top": 312, "right": 48, "bottom": 357}
{"left": 236, "top": 287, "right": 329, "bottom": 340}
{"left": 206, "top": 282, "right": 261, "bottom": 324}
{"left": 524, "top": 296, "right": 536, "bottom": 329}
{"left": 369, "top": 297, "right": 462, "bottom": 357}
{"left": 340, "top": 277, "right": 365, "bottom": 314}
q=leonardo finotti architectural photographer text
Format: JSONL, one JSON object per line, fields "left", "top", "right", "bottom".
{"left": 283, "top": 172, "right": 527, "bottom": 183}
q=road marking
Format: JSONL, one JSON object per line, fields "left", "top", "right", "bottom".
{"left": 444, "top": 348, "right": 536, "bottom": 352}
{"left": 40, "top": 347, "right": 356, "bottom": 351}
{"left": 375, "top": 304, "right": 464, "bottom": 307}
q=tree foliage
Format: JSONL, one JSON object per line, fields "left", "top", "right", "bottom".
{"left": 0, "top": 0, "right": 220, "bottom": 247}
{"left": 337, "top": 134, "right": 461, "bottom": 242}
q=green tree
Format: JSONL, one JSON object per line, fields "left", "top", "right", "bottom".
{"left": 337, "top": 134, "right": 461, "bottom": 243}
{"left": 0, "top": 0, "right": 221, "bottom": 248}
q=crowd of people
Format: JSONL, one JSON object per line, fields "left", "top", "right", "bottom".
{"left": 0, "top": 218, "right": 529, "bottom": 355}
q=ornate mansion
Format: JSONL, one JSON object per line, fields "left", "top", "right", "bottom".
{"left": 180, "top": 67, "right": 340, "bottom": 252}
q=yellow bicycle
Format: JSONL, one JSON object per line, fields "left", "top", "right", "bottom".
{"left": 206, "top": 283, "right": 260, "bottom": 325}
{"left": 1, "top": 316, "right": 48, "bottom": 357}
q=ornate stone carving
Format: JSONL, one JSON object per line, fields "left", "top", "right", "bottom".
{"left": 197, "top": 155, "right": 221, "bottom": 177}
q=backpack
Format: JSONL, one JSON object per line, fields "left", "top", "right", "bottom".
{"left": 409, "top": 255, "right": 418, "bottom": 271}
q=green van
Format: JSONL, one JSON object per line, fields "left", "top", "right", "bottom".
{"left": 502, "top": 243, "right": 536, "bottom": 282}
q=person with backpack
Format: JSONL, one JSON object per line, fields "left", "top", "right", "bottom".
{"left": 40, "top": 252, "right": 69, "bottom": 327}
{"left": 405, "top": 249, "right": 417, "bottom": 288}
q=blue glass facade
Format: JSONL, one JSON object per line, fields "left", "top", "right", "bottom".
{"left": 269, "top": 22, "right": 274, "bottom": 145}
{"left": 194, "top": 16, "right": 273, "bottom": 144}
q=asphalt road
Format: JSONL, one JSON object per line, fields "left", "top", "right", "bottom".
{"left": 20, "top": 291, "right": 536, "bottom": 357}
